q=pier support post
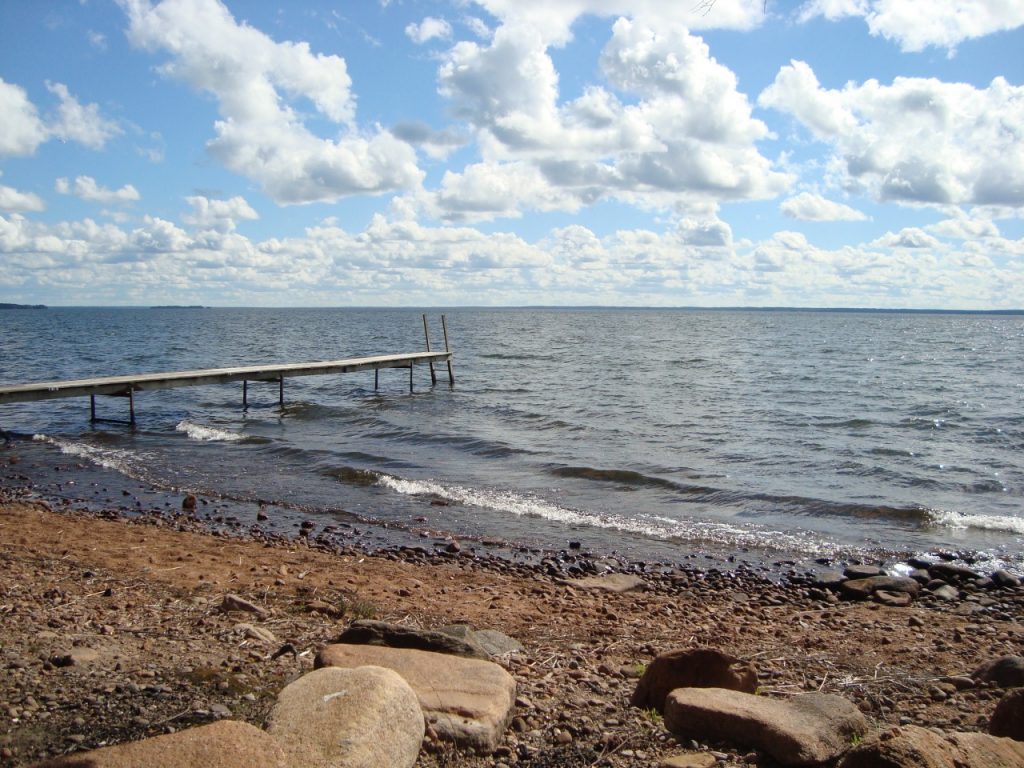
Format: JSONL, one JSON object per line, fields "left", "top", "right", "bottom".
{"left": 243, "top": 380, "right": 248, "bottom": 409}
{"left": 442, "top": 314, "right": 455, "bottom": 385}
{"left": 374, "top": 369, "right": 379, "bottom": 391}
{"left": 90, "top": 395, "right": 96, "bottom": 422}
{"left": 422, "top": 314, "right": 437, "bottom": 385}
{"left": 409, "top": 363, "right": 414, "bottom": 394}
{"left": 128, "top": 387, "right": 135, "bottom": 425}
{"left": 279, "top": 376, "right": 284, "bottom": 407}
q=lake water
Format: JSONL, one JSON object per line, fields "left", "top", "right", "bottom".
{"left": 1, "top": 307, "right": 1022, "bottom": 570}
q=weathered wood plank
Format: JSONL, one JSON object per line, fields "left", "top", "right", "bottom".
{"left": 0, "top": 351, "right": 452, "bottom": 405}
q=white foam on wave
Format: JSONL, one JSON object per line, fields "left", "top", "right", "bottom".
{"left": 33, "top": 434, "right": 146, "bottom": 475}
{"left": 175, "top": 419, "right": 244, "bottom": 442}
{"left": 377, "top": 475, "right": 834, "bottom": 555}
{"left": 929, "top": 509, "right": 1024, "bottom": 535}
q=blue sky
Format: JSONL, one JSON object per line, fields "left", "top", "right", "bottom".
{"left": 1, "top": 0, "right": 1022, "bottom": 308}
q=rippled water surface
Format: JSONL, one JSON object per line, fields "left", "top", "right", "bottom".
{"left": 1, "top": 307, "right": 1022, "bottom": 566}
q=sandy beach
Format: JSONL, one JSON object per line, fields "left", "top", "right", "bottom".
{"left": 1, "top": 475, "right": 1022, "bottom": 767}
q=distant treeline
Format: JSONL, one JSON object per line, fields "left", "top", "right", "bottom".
{"left": 0, "top": 303, "right": 46, "bottom": 310}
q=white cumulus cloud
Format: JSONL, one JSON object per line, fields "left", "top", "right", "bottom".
{"left": 429, "top": 17, "right": 789, "bottom": 220}
{"left": 405, "top": 17, "right": 452, "bottom": 44}
{"left": 798, "top": 0, "right": 1024, "bottom": 52}
{"left": 0, "top": 184, "right": 45, "bottom": 213}
{"left": 870, "top": 227, "right": 941, "bottom": 249}
{"left": 469, "top": 0, "right": 766, "bottom": 46}
{"left": 0, "top": 79, "right": 48, "bottom": 157}
{"left": 760, "top": 61, "right": 1024, "bottom": 207}
{"left": 3, "top": 208, "right": 1022, "bottom": 308}
{"left": 0, "top": 78, "right": 120, "bottom": 155}
{"left": 45, "top": 82, "right": 122, "bottom": 149}
{"left": 781, "top": 192, "right": 867, "bottom": 221}
{"left": 55, "top": 176, "right": 140, "bottom": 204}
{"left": 118, "top": 0, "right": 422, "bottom": 204}
{"left": 183, "top": 195, "right": 258, "bottom": 233}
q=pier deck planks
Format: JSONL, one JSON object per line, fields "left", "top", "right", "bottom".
{"left": 0, "top": 351, "right": 453, "bottom": 404}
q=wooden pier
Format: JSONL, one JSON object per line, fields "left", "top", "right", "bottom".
{"left": 0, "top": 315, "right": 454, "bottom": 424}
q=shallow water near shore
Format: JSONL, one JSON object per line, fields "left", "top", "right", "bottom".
{"left": 1, "top": 307, "right": 1022, "bottom": 571}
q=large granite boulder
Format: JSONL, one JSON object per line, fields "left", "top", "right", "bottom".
{"left": 266, "top": 666, "right": 423, "bottom": 768}
{"left": 34, "top": 721, "right": 285, "bottom": 768}
{"left": 664, "top": 688, "right": 867, "bottom": 767}
{"left": 838, "top": 725, "right": 1024, "bottom": 767}
{"left": 631, "top": 648, "right": 758, "bottom": 713}
{"left": 316, "top": 643, "right": 516, "bottom": 752}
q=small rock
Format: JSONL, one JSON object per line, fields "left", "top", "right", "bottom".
{"left": 991, "top": 570, "right": 1021, "bottom": 588}
{"left": 234, "top": 623, "right": 277, "bottom": 644}
{"left": 49, "top": 648, "right": 100, "bottom": 667}
{"left": 989, "top": 688, "right": 1024, "bottom": 740}
{"left": 930, "top": 585, "right": 960, "bottom": 601}
{"left": 220, "top": 594, "right": 267, "bottom": 616}
{"left": 840, "top": 576, "right": 920, "bottom": 600}
{"left": 942, "top": 676, "right": 976, "bottom": 691}
{"left": 569, "top": 573, "right": 646, "bottom": 593}
{"left": 874, "top": 590, "right": 912, "bottom": 607}
{"left": 659, "top": 752, "right": 718, "bottom": 768}
{"left": 929, "top": 563, "right": 982, "bottom": 582}
{"left": 844, "top": 565, "right": 882, "bottom": 579}
{"left": 973, "top": 656, "right": 1024, "bottom": 688}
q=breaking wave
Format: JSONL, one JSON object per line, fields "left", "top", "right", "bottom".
{"left": 928, "top": 509, "right": 1024, "bottom": 535}
{"left": 175, "top": 419, "right": 245, "bottom": 442}
{"left": 32, "top": 433, "right": 148, "bottom": 477}
{"left": 375, "top": 474, "right": 831, "bottom": 554}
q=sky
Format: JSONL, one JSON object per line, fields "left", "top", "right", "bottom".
{"left": 1, "top": 0, "right": 1022, "bottom": 309}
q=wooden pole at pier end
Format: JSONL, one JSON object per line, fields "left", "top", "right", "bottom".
{"left": 422, "top": 314, "right": 437, "bottom": 385}
{"left": 442, "top": 314, "right": 455, "bottom": 385}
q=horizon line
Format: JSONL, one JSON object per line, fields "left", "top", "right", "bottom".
{"left": 5, "top": 303, "right": 1024, "bottom": 315}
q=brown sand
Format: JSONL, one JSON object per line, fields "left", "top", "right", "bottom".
{"left": 1, "top": 499, "right": 1021, "bottom": 767}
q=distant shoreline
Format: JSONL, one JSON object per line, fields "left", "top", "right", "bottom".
{"left": 3, "top": 304, "right": 1023, "bottom": 314}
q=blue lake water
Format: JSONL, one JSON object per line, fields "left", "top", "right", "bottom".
{"left": 1, "top": 307, "right": 1022, "bottom": 569}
